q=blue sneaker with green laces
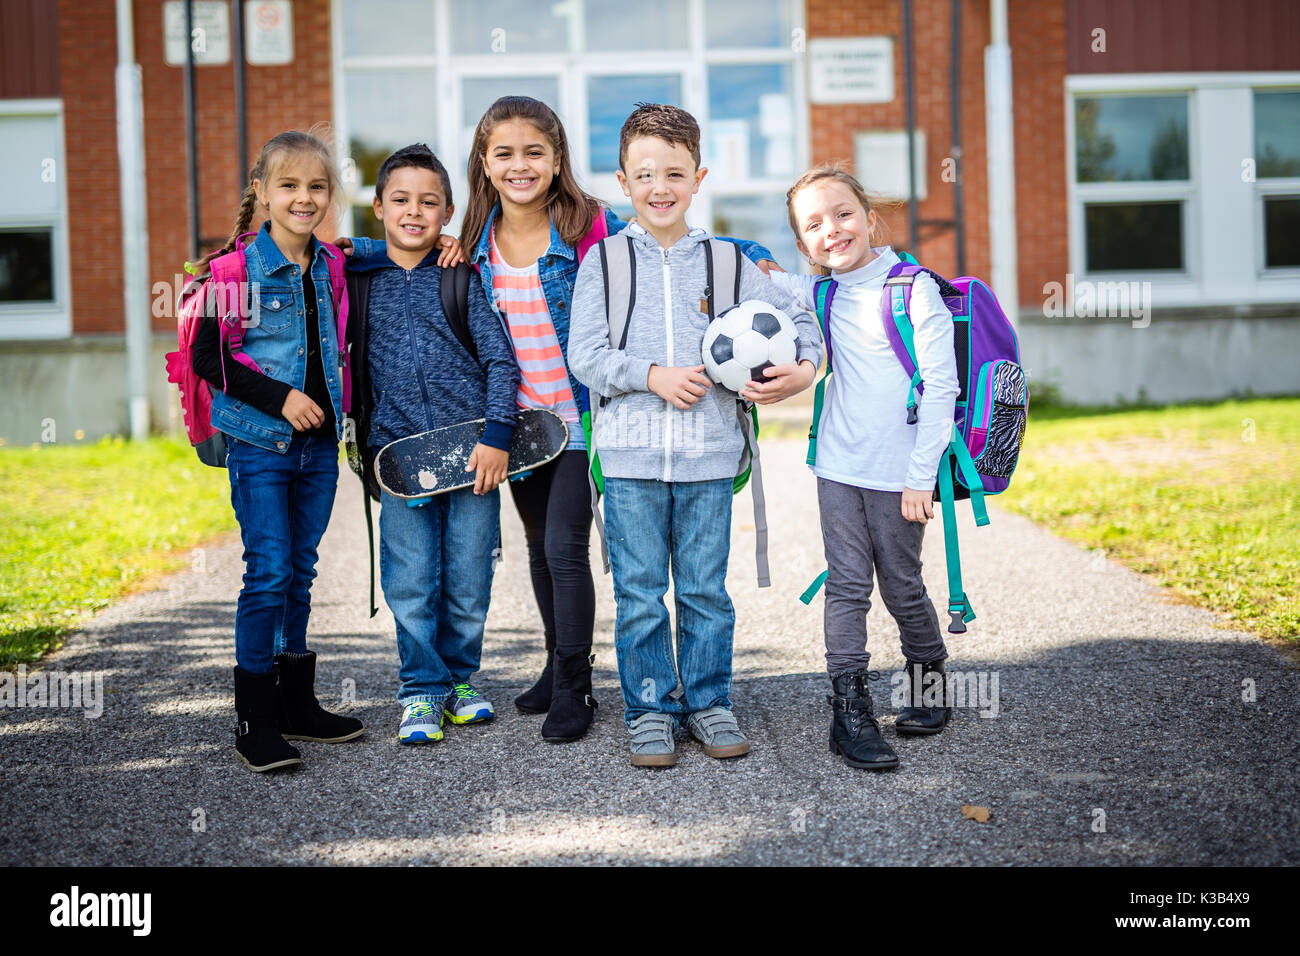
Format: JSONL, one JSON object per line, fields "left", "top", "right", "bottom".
{"left": 398, "top": 701, "right": 444, "bottom": 744}
{"left": 444, "top": 683, "right": 494, "bottom": 724}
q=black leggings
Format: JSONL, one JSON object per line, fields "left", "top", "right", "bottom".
{"left": 508, "top": 450, "right": 595, "bottom": 656}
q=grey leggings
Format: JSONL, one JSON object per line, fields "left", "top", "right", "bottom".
{"left": 817, "top": 477, "right": 947, "bottom": 676}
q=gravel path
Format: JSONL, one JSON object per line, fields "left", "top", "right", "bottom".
{"left": 3, "top": 435, "right": 1297, "bottom": 866}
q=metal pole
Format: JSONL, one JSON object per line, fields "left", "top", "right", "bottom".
{"left": 986, "top": 0, "right": 1020, "bottom": 323}
{"left": 184, "top": 0, "right": 199, "bottom": 260}
{"left": 117, "top": 0, "right": 152, "bottom": 440}
{"left": 232, "top": 0, "right": 247, "bottom": 193}
{"left": 951, "top": 0, "right": 966, "bottom": 276}
{"left": 903, "top": 0, "right": 918, "bottom": 254}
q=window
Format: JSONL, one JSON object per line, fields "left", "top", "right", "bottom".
{"left": 0, "top": 104, "right": 68, "bottom": 338}
{"left": 1254, "top": 89, "right": 1300, "bottom": 272}
{"left": 0, "top": 230, "right": 54, "bottom": 302}
{"left": 1073, "top": 94, "right": 1190, "bottom": 274}
{"left": 335, "top": 0, "right": 806, "bottom": 260}
{"left": 1067, "top": 75, "right": 1300, "bottom": 304}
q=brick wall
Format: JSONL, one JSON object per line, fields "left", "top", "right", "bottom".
{"left": 59, "top": 0, "right": 122, "bottom": 335}
{"left": 62, "top": 0, "right": 334, "bottom": 335}
{"left": 805, "top": 0, "right": 1069, "bottom": 308}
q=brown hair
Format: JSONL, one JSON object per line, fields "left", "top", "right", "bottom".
{"left": 460, "top": 96, "right": 602, "bottom": 255}
{"left": 192, "top": 126, "right": 343, "bottom": 276}
{"left": 785, "top": 164, "right": 896, "bottom": 276}
{"left": 619, "top": 102, "right": 700, "bottom": 172}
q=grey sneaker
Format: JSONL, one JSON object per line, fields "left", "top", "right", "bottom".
{"left": 686, "top": 706, "right": 750, "bottom": 759}
{"left": 628, "top": 712, "right": 677, "bottom": 767}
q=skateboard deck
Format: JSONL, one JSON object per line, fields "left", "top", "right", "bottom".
{"left": 375, "top": 407, "right": 569, "bottom": 499}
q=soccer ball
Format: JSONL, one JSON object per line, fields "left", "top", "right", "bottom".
{"left": 702, "top": 300, "right": 799, "bottom": 393}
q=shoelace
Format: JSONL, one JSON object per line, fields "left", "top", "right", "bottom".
{"left": 452, "top": 683, "right": 479, "bottom": 700}
{"left": 405, "top": 702, "right": 434, "bottom": 720}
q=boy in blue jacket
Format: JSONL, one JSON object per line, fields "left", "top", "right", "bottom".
{"left": 348, "top": 144, "right": 519, "bottom": 743}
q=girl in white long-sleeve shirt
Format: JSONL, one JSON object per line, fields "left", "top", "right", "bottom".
{"left": 747, "top": 166, "right": 959, "bottom": 771}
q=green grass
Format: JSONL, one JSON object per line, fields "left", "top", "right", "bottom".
{"left": 998, "top": 397, "right": 1300, "bottom": 641}
{"left": 0, "top": 436, "right": 236, "bottom": 666}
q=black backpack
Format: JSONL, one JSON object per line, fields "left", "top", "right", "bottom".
{"left": 344, "top": 260, "right": 474, "bottom": 616}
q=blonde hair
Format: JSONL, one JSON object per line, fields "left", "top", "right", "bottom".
{"left": 785, "top": 165, "right": 897, "bottom": 276}
{"left": 193, "top": 125, "right": 343, "bottom": 276}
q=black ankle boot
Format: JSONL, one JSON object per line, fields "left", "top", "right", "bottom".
{"left": 274, "top": 651, "right": 364, "bottom": 743}
{"left": 828, "top": 669, "right": 898, "bottom": 770}
{"left": 514, "top": 649, "right": 555, "bottom": 714}
{"left": 234, "top": 665, "right": 301, "bottom": 772}
{"left": 895, "top": 658, "right": 951, "bottom": 736}
{"left": 541, "top": 650, "right": 597, "bottom": 743}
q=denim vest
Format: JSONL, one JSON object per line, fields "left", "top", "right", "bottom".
{"left": 470, "top": 203, "right": 608, "bottom": 418}
{"left": 211, "top": 222, "right": 347, "bottom": 453}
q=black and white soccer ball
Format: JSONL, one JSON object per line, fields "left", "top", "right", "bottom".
{"left": 702, "top": 300, "right": 799, "bottom": 393}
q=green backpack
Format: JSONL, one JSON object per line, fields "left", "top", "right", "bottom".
{"left": 583, "top": 235, "right": 770, "bottom": 586}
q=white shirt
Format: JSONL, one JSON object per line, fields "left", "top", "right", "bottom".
{"left": 771, "top": 247, "right": 958, "bottom": 492}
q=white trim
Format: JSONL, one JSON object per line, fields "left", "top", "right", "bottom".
{"left": 0, "top": 98, "right": 62, "bottom": 116}
{"left": 1067, "top": 71, "right": 1300, "bottom": 92}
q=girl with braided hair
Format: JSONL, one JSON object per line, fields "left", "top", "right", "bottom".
{"left": 191, "top": 129, "right": 364, "bottom": 772}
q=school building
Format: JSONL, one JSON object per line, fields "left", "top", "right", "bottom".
{"left": 1, "top": 0, "right": 1297, "bottom": 444}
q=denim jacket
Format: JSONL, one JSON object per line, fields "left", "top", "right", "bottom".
{"left": 210, "top": 222, "right": 347, "bottom": 453}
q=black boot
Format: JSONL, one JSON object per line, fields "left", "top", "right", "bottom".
{"left": 895, "top": 658, "right": 952, "bottom": 736}
{"left": 541, "top": 650, "right": 597, "bottom": 743}
{"left": 514, "top": 649, "right": 555, "bottom": 714}
{"left": 274, "top": 651, "right": 364, "bottom": 743}
{"left": 234, "top": 665, "right": 301, "bottom": 772}
{"left": 828, "top": 669, "right": 898, "bottom": 770}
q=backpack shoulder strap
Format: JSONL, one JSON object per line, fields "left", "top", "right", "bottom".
{"left": 440, "top": 262, "right": 477, "bottom": 362}
{"left": 806, "top": 276, "right": 838, "bottom": 467}
{"left": 596, "top": 235, "right": 636, "bottom": 349}
{"left": 703, "top": 238, "right": 742, "bottom": 319}
{"left": 575, "top": 206, "right": 609, "bottom": 263}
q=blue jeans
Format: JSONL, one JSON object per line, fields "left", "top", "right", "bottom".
{"left": 226, "top": 434, "right": 339, "bottom": 674}
{"left": 604, "top": 477, "right": 735, "bottom": 728}
{"left": 378, "top": 486, "right": 500, "bottom": 705}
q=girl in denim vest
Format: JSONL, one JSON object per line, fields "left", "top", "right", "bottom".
{"left": 459, "top": 96, "right": 776, "bottom": 744}
{"left": 191, "top": 130, "right": 363, "bottom": 772}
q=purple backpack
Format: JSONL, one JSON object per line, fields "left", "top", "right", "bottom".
{"left": 801, "top": 252, "right": 1028, "bottom": 633}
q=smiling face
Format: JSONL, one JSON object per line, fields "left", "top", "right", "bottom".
{"left": 792, "top": 179, "right": 879, "bottom": 274}
{"left": 373, "top": 165, "right": 451, "bottom": 262}
{"left": 254, "top": 153, "right": 331, "bottom": 247}
{"left": 615, "top": 135, "right": 706, "bottom": 247}
{"left": 482, "top": 118, "right": 561, "bottom": 213}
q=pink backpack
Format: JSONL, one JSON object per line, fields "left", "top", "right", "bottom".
{"left": 164, "top": 232, "right": 350, "bottom": 465}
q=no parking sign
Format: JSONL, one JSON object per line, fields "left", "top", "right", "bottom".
{"left": 245, "top": 0, "right": 294, "bottom": 65}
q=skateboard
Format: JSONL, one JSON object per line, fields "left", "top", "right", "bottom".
{"left": 375, "top": 407, "right": 569, "bottom": 499}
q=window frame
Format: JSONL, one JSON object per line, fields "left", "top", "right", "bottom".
{"left": 1251, "top": 87, "right": 1300, "bottom": 278}
{"left": 331, "top": 0, "right": 807, "bottom": 252}
{"left": 0, "top": 100, "right": 71, "bottom": 340}
{"left": 1066, "top": 72, "right": 1300, "bottom": 307}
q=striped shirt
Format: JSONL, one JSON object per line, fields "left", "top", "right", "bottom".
{"left": 489, "top": 226, "right": 585, "bottom": 450}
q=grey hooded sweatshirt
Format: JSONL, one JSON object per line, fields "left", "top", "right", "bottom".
{"left": 568, "top": 222, "right": 823, "bottom": 483}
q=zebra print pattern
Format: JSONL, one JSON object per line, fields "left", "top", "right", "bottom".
{"left": 980, "top": 363, "right": 1027, "bottom": 478}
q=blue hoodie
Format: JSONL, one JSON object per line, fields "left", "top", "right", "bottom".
{"left": 348, "top": 244, "right": 519, "bottom": 452}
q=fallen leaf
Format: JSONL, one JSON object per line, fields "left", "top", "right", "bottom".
{"left": 961, "top": 805, "right": 991, "bottom": 823}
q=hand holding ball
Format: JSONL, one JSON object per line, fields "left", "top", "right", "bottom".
{"left": 702, "top": 301, "right": 800, "bottom": 394}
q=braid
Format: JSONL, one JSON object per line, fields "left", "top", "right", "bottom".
{"left": 191, "top": 183, "right": 259, "bottom": 278}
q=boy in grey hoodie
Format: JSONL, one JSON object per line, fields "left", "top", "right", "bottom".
{"left": 568, "top": 104, "right": 822, "bottom": 767}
